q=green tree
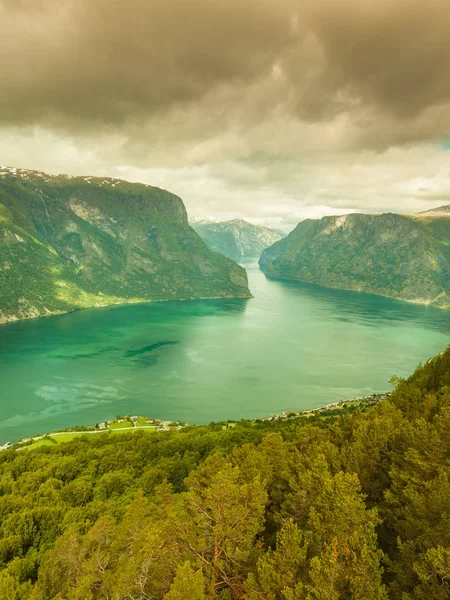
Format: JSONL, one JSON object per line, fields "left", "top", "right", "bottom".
{"left": 177, "top": 454, "right": 268, "bottom": 599}
{"left": 36, "top": 528, "right": 85, "bottom": 599}
{"left": 0, "top": 571, "right": 34, "bottom": 600}
{"left": 165, "top": 561, "right": 206, "bottom": 600}
{"left": 245, "top": 519, "right": 307, "bottom": 600}
{"left": 305, "top": 473, "right": 387, "bottom": 600}
{"left": 409, "top": 546, "right": 450, "bottom": 600}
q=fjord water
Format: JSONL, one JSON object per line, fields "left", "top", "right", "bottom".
{"left": 1, "top": 262, "right": 449, "bottom": 443}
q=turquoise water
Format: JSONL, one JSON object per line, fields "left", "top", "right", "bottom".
{"left": 0, "top": 262, "right": 449, "bottom": 443}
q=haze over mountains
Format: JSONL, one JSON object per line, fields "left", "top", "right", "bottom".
{"left": 191, "top": 218, "right": 283, "bottom": 261}
{"left": 0, "top": 166, "right": 250, "bottom": 323}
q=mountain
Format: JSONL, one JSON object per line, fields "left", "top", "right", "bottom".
{"left": 189, "top": 216, "right": 221, "bottom": 225}
{"left": 0, "top": 166, "right": 251, "bottom": 323}
{"left": 271, "top": 228, "right": 289, "bottom": 237}
{"left": 418, "top": 204, "right": 450, "bottom": 218}
{"left": 259, "top": 210, "right": 450, "bottom": 309}
{"left": 191, "top": 218, "right": 283, "bottom": 261}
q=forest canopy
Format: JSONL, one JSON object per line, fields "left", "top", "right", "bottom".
{"left": 1, "top": 347, "right": 450, "bottom": 599}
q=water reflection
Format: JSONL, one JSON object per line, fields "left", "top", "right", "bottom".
{"left": 257, "top": 268, "right": 450, "bottom": 333}
{"left": 0, "top": 262, "right": 448, "bottom": 443}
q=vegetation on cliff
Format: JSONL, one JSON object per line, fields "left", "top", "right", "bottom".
{"left": 1, "top": 345, "right": 450, "bottom": 599}
{"left": 0, "top": 166, "right": 251, "bottom": 323}
{"left": 259, "top": 210, "right": 450, "bottom": 309}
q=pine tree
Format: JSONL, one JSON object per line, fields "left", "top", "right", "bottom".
{"left": 305, "top": 472, "right": 387, "bottom": 600}
{"left": 410, "top": 546, "right": 450, "bottom": 600}
{"left": 245, "top": 519, "right": 307, "bottom": 600}
{"left": 178, "top": 453, "right": 268, "bottom": 599}
{"left": 164, "top": 561, "right": 206, "bottom": 600}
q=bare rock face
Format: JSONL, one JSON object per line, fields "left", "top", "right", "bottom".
{"left": 191, "top": 218, "right": 283, "bottom": 261}
{"left": 260, "top": 211, "right": 450, "bottom": 309}
{"left": 418, "top": 205, "right": 450, "bottom": 218}
{"left": 0, "top": 166, "right": 251, "bottom": 323}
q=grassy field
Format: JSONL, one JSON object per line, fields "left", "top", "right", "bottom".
{"left": 14, "top": 414, "right": 174, "bottom": 452}
{"left": 52, "top": 432, "right": 85, "bottom": 443}
{"left": 23, "top": 438, "right": 56, "bottom": 450}
{"left": 23, "top": 426, "right": 159, "bottom": 451}
{"left": 108, "top": 420, "right": 133, "bottom": 429}
{"left": 109, "top": 428, "right": 157, "bottom": 436}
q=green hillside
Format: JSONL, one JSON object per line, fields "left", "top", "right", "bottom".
{"left": 0, "top": 166, "right": 251, "bottom": 323}
{"left": 1, "top": 346, "right": 450, "bottom": 599}
{"left": 259, "top": 211, "right": 450, "bottom": 309}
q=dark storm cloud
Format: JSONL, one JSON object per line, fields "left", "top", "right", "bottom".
{"left": 0, "top": 0, "right": 296, "bottom": 126}
{"left": 285, "top": 0, "right": 450, "bottom": 147}
{"left": 1, "top": 0, "right": 450, "bottom": 225}
{"left": 1, "top": 0, "right": 450, "bottom": 149}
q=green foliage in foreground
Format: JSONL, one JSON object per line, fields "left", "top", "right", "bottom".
{"left": 2, "top": 348, "right": 450, "bottom": 599}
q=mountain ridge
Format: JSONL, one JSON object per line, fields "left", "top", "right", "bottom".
{"left": 259, "top": 210, "right": 450, "bottom": 309}
{"left": 192, "top": 218, "right": 283, "bottom": 261}
{"left": 0, "top": 166, "right": 251, "bottom": 323}
{"left": 417, "top": 204, "right": 450, "bottom": 217}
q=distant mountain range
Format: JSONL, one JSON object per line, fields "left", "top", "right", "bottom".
{"left": 190, "top": 216, "right": 221, "bottom": 225}
{"left": 0, "top": 166, "right": 251, "bottom": 323}
{"left": 260, "top": 207, "right": 450, "bottom": 309}
{"left": 191, "top": 218, "right": 284, "bottom": 261}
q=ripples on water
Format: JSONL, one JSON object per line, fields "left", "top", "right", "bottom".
{"left": 0, "top": 262, "right": 449, "bottom": 442}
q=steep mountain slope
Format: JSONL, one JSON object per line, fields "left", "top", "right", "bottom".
{"left": 191, "top": 218, "right": 283, "bottom": 261}
{"left": 418, "top": 204, "right": 450, "bottom": 218}
{"left": 259, "top": 210, "right": 450, "bottom": 309}
{"left": 0, "top": 166, "right": 251, "bottom": 323}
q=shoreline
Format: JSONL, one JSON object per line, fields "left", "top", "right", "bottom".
{"left": 0, "top": 292, "right": 253, "bottom": 327}
{"left": 1, "top": 415, "right": 187, "bottom": 451}
{"left": 259, "top": 272, "right": 450, "bottom": 312}
{"left": 253, "top": 392, "right": 389, "bottom": 422}
{"left": 1, "top": 392, "right": 389, "bottom": 451}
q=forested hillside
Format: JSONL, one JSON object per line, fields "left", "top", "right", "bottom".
{"left": 259, "top": 211, "right": 450, "bottom": 309}
{"left": 0, "top": 166, "right": 250, "bottom": 323}
{"left": 1, "top": 347, "right": 450, "bottom": 599}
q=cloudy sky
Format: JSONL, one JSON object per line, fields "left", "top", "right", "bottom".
{"left": 1, "top": 0, "right": 450, "bottom": 230}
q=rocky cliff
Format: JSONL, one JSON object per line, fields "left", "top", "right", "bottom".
{"left": 0, "top": 166, "right": 251, "bottom": 323}
{"left": 418, "top": 204, "right": 450, "bottom": 218}
{"left": 259, "top": 210, "right": 450, "bottom": 309}
{"left": 192, "top": 218, "right": 283, "bottom": 261}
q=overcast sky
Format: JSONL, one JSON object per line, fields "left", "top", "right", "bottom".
{"left": 1, "top": 0, "right": 450, "bottom": 230}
